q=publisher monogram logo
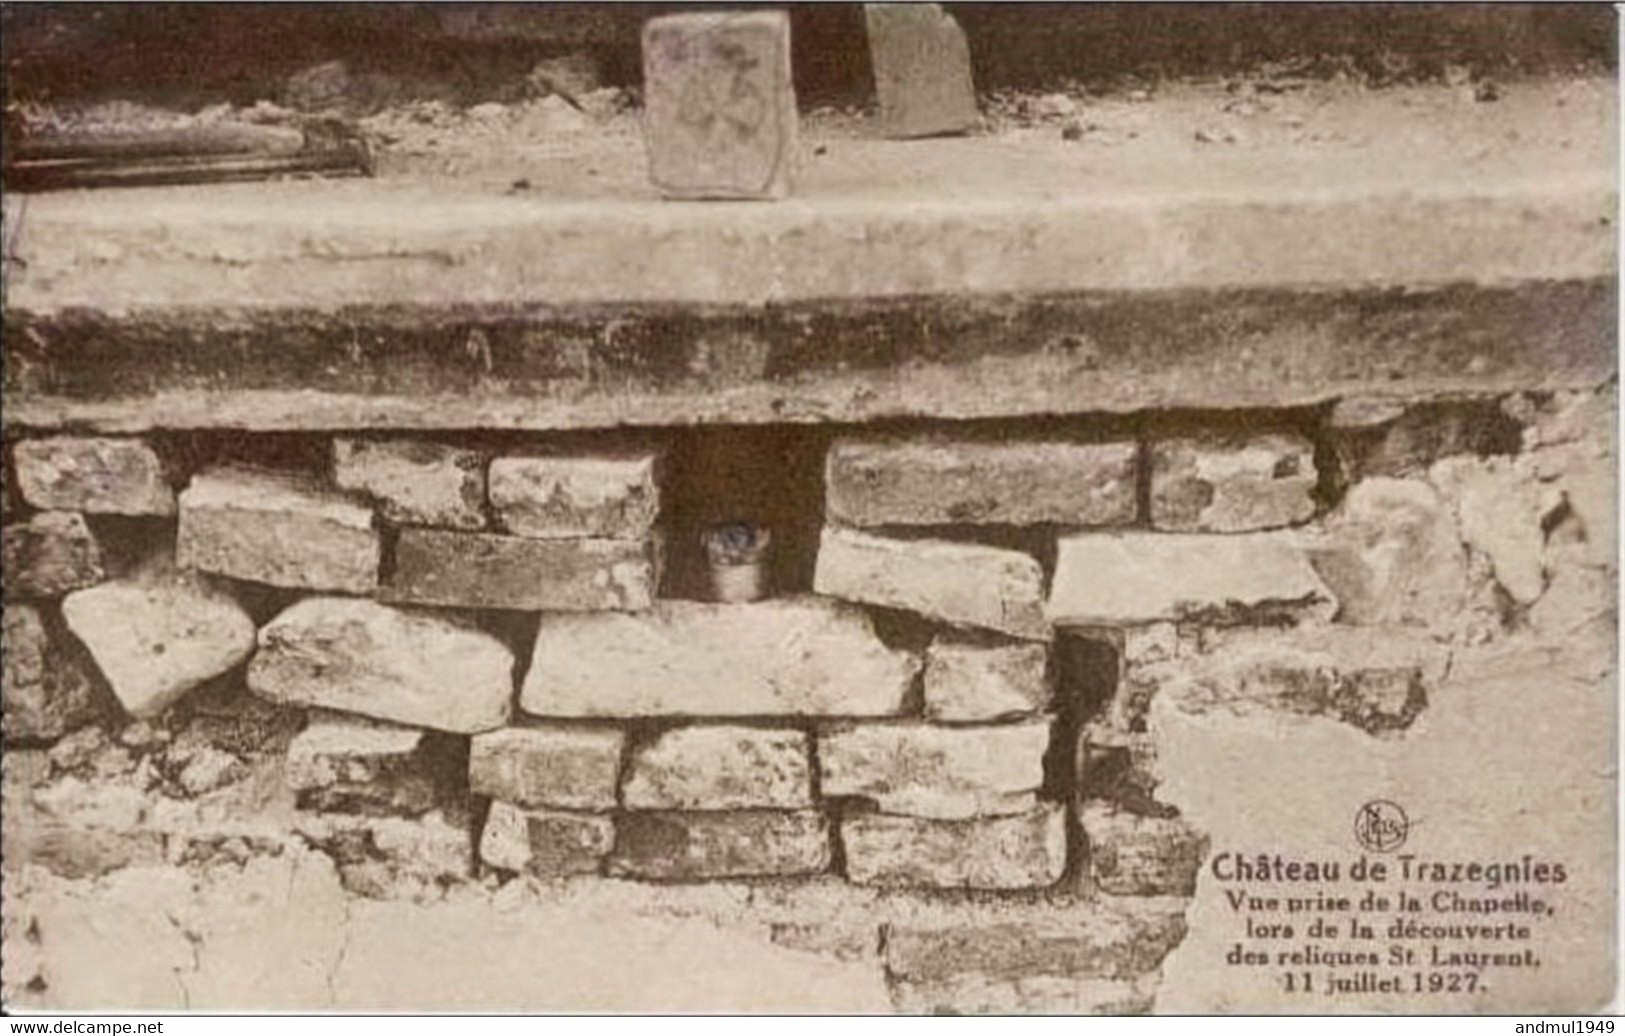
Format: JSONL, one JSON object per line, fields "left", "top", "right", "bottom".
{"left": 1353, "top": 799, "right": 1409, "bottom": 853}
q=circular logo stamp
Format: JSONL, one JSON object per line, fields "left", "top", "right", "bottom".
{"left": 1353, "top": 799, "right": 1409, "bottom": 853}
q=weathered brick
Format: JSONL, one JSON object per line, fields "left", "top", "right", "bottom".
{"left": 819, "top": 720, "right": 1050, "bottom": 819}
{"left": 177, "top": 467, "right": 380, "bottom": 593}
{"left": 1149, "top": 433, "right": 1316, "bottom": 532}
{"left": 13, "top": 437, "right": 174, "bottom": 516}
{"left": 1079, "top": 802, "right": 1209, "bottom": 897}
{"left": 608, "top": 810, "right": 830, "bottom": 880}
{"left": 479, "top": 800, "right": 614, "bottom": 877}
{"left": 884, "top": 907, "right": 1189, "bottom": 982}
{"left": 286, "top": 711, "right": 453, "bottom": 817}
{"left": 488, "top": 453, "right": 660, "bottom": 539}
{"left": 814, "top": 527, "right": 1048, "bottom": 640}
{"left": 385, "top": 528, "right": 659, "bottom": 611}
{"left": 2, "top": 604, "right": 104, "bottom": 743}
{"left": 3, "top": 511, "right": 105, "bottom": 599}
{"left": 642, "top": 10, "right": 796, "bottom": 199}
{"left": 333, "top": 438, "right": 486, "bottom": 530}
{"left": 62, "top": 574, "right": 256, "bottom": 719}
{"left": 468, "top": 724, "right": 623, "bottom": 811}
{"left": 623, "top": 725, "right": 811, "bottom": 810}
{"left": 924, "top": 632, "right": 1049, "bottom": 722}
{"left": 249, "top": 597, "right": 514, "bottom": 734}
{"left": 866, "top": 3, "right": 979, "bottom": 139}
{"left": 841, "top": 803, "right": 1066, "bottom": 889}
{"left": 520, "top": 597, "right": 918, "bottom": 718}
{"left": 1048, "top": 531, "right": 1334, "bottom": 626}
{"left": 827, "top": 438, "right": 1135, "bottom": 528}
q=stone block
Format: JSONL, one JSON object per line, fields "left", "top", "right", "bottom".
{"left": 488, "top": 453, "right": 660, "bottom": 539}
{"left": 62, "top": 574, "right": 256, "bottom": 719}
{"left": 924, "top": 632, "right": 1049, "bottom": 722}
{"left": 819, "top": 720, "right": 1050, "bottom": 819}
{"left": 884, "top": 908, "right": 1189, "bottom": 983}
{"left": 1079, "top": 802, "right": 1209, "bottom": 896}
{"left": 2, "top": 511, "right": 105, "bottom": 599}
{"left": 865, "top": 4, "right": 979, "bottom": 139}
{"left": 841, "top": 804, "right": 1066, "bottom": 889}
{"left": 332, "top": 438, "right": 486, "bottom": 530}
{"left": 814, "top": 527, "right": 1048, "bottom": 640}
{"left": 177, "top": 466, "right": 380, "bottom": 593}
{"left": 249, "top": 597, "right": 514, "bottom": 734}
{"left": 641, "top": 10, "right": 796, "bottom": 199}
{"left": 1048, "top": 531, "right": 1334, "bottom": 626}
{"left": 608, "top": 810, "right": 830, "bottom": 880}
{"left": 2, "top": 604, "right": 104, "bottom": 743}
{"left": 286, "top": 711, "right": 454, "bottom": 817}
{"left": 479, "top": 800, "right": 614, "bottom": 877}
{"left": 521, "top": 596, "right": 917, "bottom": 718}
{"left": 468, "top": 724, "right": 623, "bottom": 811}
{"left": 1149, "top": 433, "right": 1316, "bottom": 532}
{"left": 623, "top": 725, "right": 811, "bottom": 810}
{"left": 13, "top": 437, "right": 174, "bottom": 516}
{"left": 384, "top": 528, "right": 659, "bottom": 612}
{"left": 825, "top": 437, "right": 1135, "bottom": 528}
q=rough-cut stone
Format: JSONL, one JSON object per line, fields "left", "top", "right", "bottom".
{"left": 884, "top": 908, "right": 1189, "bottom": 983}
{"left": 2, "top": 604, "right": 103, "bottom": 742}
{"left": 608, "top": 810, "right": 830, "bottom": 880}
{"left": 488, "top": 453, "right": 661, "bottom": 539}
{"left": 468, "top": 724, "right": 622, "bottom": 811}
{"left": 479, "top": 800, "right": 614, "bottom": 877}
{"left": 865, "top": 3, "right": 979, "bottom": 139}
{"left": 177, "top": 467, "right": 380, "bottom": 593}
{"left": 623, "top": 725, "right": 811, "bottom": 810}
{"left": 385, "top": 528, "right": 659, "bottom": 612}
{"left": 1048, "top": 531, "right": 1334, "bottom": 625}
{"left": 819, "top": 720, "right": 1050, "bottom": 819}
{"left": 641, "top": 10, "right": 796, "bottom": 199}
{"left": 249, "top": 597, "right": 513, "bottom": 734}
{"left": 61, "top": 575, "right": 256, "bottom": 719}
{"left": 841, "top": 804, "right": 1066, "bottom": 889}
{"left": 825, "top": 438, "right": 1135, "bottom": 528}
{"left": 3, "top": 511, "right": 105, "bottom": 599}
{"left": 924, "top": 633, "right": 1049, "bottom": 722}
{"left": 332, "top": 438, "right": 486, "bottom": 530}
{"left": 1149, "top": 433, "right": 1317, "bottom": 532}
{"left": 286, "top": 711, "right": 449, "bottom": 817}
{"left": 13, "top": 437, "right": 174, "bottom": 516}
{"left": 814, "top": 528, "right": 1048, "bottom": 640}
{"left": 521, "top": 597, "right": 917, "bottom": 718}
{"left": 1079, "top": 802, "right": 1208, "bottom": 896}
{"left": 1430, "top": 455, "right": 1548, "bottom": 604}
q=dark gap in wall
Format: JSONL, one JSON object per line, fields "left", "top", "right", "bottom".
{"left": 80, "top": 514, "right": 176, "bottom": 578}
{"left": 1050, "top": 630, "right": 1121, "bottom": 890}
{"left": 152, "top": 429, "right": 335, "bottom": 486}
{"left": 210, "top": 576, "right": 306, "bottom": 628}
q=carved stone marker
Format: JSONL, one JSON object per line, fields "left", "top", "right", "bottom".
{"left": 865, "top": 3, "right": 979, "bottom": 139}
{"left": 641, "top": 10, "right": 797, "bottom": 199}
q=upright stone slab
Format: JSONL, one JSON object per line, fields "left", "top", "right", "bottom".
{"left": 2, "top": 604, "right": 103, "bottom": 742}
{"left": 521, "top": 597, "right": 918, "bottom": 718}
{"left": 177, "top": 466, "right": 380, "bottom": 594}
{"left": 13, "top": 437, "right": 175, "bottom": 516}
{"left": 841, "top": 804, "right": 1066, "bottom": 889}
{"left": 468, "top": 724, "right": 623, "bottom": 811}
{"left": 2, "top": 511, "right": 105, "bottom": 599}
{"left": 819, "top": 720, "right": 1050, "bottom": 819}
{"left": 866, "top": 4, "right": 979, "bottom": 139}
{"left": 489, "top": 453, "right": 661, "bottom": 539}
{"left": 825, "top": 438, "right": 1136, "bottom": 528}
{"left": 623, "top": 725, "right": 812, "bottom": 810}
{"left": 1149, "top": 433, "right": 1317, "bottom": 532}
{"left": 479, "top": 800, "right": 615, "bottom": 877}
{"left": 249, "top": 597, "right": 513, "bottom": 734}
{"left": 332, "top": 438, "right": 487, "bottom": 530}
{"left": 814, "top": 527, "right": 1049, "bottom": 640}
{"left": 924, "top": 632, "right": 1050, "bottom": 722}
{"left": 385, "top": 528, "right": 660, "bottom": 612}
{"left": 641, "top": 10, "right": 796, "bottom": 199}
{"left": 608, "top": 810, "right": 830, "bottom": 880}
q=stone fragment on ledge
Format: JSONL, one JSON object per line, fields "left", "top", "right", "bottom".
{"left": 479, "top": 800, "right": 615, "bottom": 877}
{"left": 2, "top": 604, "right": 104, "bottom": 743}
{"left": 2, "top": 511, "right": 106, "bottom": 599}
{"left": 249, "top": 597, "right": 513, "bottom": 734}
{"left": 469, "top": 724, "right": 623, "bottom": 811}
{"left": 333, "top": 438, "right": 487, "bottom": 530}
{"left": 177, "top": 466, "right": 380, "bottom": 593}
{"left": 1078, "top": 802, "right": 1209, "bottom": 896}
{"left": 924, "top": 632, "right": 1050, "bottom": 722}
{"left": 608, "top": 809, "right": 830, "bottom": 880}
{"left": 841, "top": 803, "right": 1067, "bottom": 889}
{"left": 13, "top": 436, "right": 175, "bottom": 516}
{"left": 623, "top": 725, "right": 812, "bottom": 810}
{"left": 520, "top": 597, "right": 917, "bottom": 718}
{"left": 488, "top": 453, "right": 661, "bottom": 539}
{"left": 385, "top": 528, "right": 660, "bottom": 611}
{"left": 641, "top": 10, "right": 796, "bottom": 199}
{"left": 865, "top": 3, "right": 980, "bottom": 139}
{"left": 819, "top": 720, "right": 1050, "bottom": 819}
{"left": 814, "top": 527, "right": 1049, "bottom": 640}
{"left": 1149, "top": 433, "right": 1317, "bottom": 532}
